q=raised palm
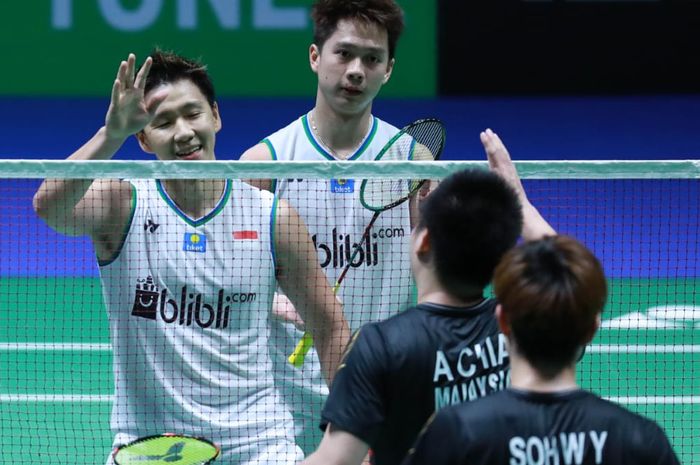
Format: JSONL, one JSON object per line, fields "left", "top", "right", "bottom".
{"left": 105, "top": 54, "right": 166, "bottom": 140}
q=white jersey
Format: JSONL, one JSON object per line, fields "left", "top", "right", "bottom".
{"left": 98, "top": 179, "right": 299, "bottom": 460}
{"left": 263, "top": 113, "right": 415, "bottom": 454}
{"left": 265, "top": 113, "right": 414, "bottom": 329}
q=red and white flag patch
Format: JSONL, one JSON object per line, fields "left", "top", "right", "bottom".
{"left": 233, "top": 230, "right": 259, "bottom": 240}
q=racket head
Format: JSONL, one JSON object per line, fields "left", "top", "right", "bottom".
{"left": 112, "top": 434, "right": 220, "bottom": 465}
{"left": 360, "top": 118, "right": 445, "bottom": 212}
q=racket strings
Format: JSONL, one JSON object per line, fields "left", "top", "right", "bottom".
{"left": 361, "top": 119, "right": 445, "bottom": 211}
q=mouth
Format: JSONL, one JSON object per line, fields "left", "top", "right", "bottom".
{"left": 175, "top": 145, "right": 203, "bottom": 159}
{"left": 341, "top": 86, "right": 363, "bottom": 96}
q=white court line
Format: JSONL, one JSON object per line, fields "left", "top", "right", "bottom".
{"left": 607, "top": 396, "right": 700, "bottom": 405}
{"left": 588, "top": 344, "right": 700, "bottom": 353}
{"left": 0, "top": 394, "right": 112, "bottom": 402}
{"left": 2, "top": 394, "right": 698, "bottom": 404}
{"left": 1, "top": 344, "right": 698, "bottom": 404}
{"left": 3, "top": 343, "right": 700, "bottom": 353}
{"left": 0, "top": 343, "right": 111, "bottom": 351}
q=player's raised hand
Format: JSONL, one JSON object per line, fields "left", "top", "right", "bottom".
{"left": 481, "top": 128, "right": 556, "bottom": 239}
{"left": 480, "top": 128, "right": 526, "bottom": 200}
{"left": 104, "top": 54, "right": 168, "bottom": 141}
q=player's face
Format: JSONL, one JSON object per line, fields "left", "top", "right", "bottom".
{"left": 311, "top": 18, "right": 395, "bottom": 116}
{"left": 138, "top": 79, "right": 221, "bottom": 161}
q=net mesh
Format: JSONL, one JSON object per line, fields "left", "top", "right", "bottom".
{"left": 0, "top": 160, "right": 698, "bottom": 464}
{"left": 361, "top": 119, "right": 444, "bottom": 211}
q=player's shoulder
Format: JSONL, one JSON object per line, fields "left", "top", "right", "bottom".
{"left": 356, "top": 306, "right": 438, "bottom": 355}
{"left": 231, "top": 178, "right": 275, "bottom": 202}
{"left": 585, "top": 393, "right": 670, "bottom": 433}
{"left": 585, "top": 394, "right": 677, "bottom": 461}
{"left": 348, "top": 310, "right": 422, "bottom": 354}
{"left": 372, "top": 305, "right": 427, "bottom": 335}
{"left": 369, "top": 116, "right": 402, "bottom": 147}
{"left": 257, "top": 115, "right": 306, "bottom": 156}
{"left": 449, "top": 388, "right": 516, "bottom": 420}
{"left": 373, "top": 115, "right": 401, "bottom": 133}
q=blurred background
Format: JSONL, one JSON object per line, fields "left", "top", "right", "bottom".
{"left": 0, "top": 5, "right": 698, "bottom": 463}
{"left": 2, "top": 0, "right": 700, "bottom": 161}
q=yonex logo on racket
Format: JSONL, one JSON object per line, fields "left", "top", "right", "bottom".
{"left": 131, "top": 276, "right": 256, "bottom": 329}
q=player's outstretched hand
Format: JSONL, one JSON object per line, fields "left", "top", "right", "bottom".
{"left": 480, "top": 128, "right": 556, "bottom": 239}
{"left": 272, "top": 292, "right": 306, "bottom": 331}
{"left": 480, "top": 128, "right": 526, "bottom": 201}
{"left": 104, "top": 54, "right": 168, "bottom": 141}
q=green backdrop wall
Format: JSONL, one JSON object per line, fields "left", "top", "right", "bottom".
{"left": 0, "top": 0, "right": 436, "bottom": 97}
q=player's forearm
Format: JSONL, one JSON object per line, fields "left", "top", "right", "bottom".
{"left": 33, "top": 178, "right": 95, "bottom": 235}
{"left": 311, "top": 314, "right": 351, "bottom": 383}
{"left": 33, "top": 127, "right": 125, "bottom": 233}
{"left": 521, "top": 201, "right": 556, "bottom": 241}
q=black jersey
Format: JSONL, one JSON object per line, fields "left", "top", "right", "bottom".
{"left": 321, "top": 300, "right": 509, "bottom": 465}
{"left": 403, "top": 388, "right": 680, "bottom": 465}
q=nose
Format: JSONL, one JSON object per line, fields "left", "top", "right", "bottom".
{"left": 173, "top": 117, "right": 195, "bottom": 142}
{"left": 346, "top": 57, "right": 365, "bottom": 83}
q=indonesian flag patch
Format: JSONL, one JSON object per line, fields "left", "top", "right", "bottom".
{"left": 233, "top": 230, "right": 259, "bottom": 240}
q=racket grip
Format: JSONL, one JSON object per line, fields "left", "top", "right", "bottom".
{"left": 288, "top": 331, "right": 314, "bottom": 367}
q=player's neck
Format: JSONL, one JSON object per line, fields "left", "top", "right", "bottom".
{"left": 415, "top": 274, "right": 484, "bottom": 308}
{"left": 310, "top": 103, "right": 373, "bottom": 160}
{"left": 162, "top": 179, "right": 227, "bottom": 218}
{"left": 509, "top": 352, "right": 579, "bottom": 393}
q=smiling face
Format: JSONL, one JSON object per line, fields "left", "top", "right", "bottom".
{"left": 137, "top": 79, "right": 221, "bottom": 161}
{"left": 311, "top": 18, "right": 394, "bottom": 116}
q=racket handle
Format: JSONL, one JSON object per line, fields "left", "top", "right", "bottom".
{"left": 288, "top": 215, "right": 374, "bottom": 367}
{"left": 287, "top": 279, "right": 343, "bottom": 366}
{"left": 288, "top": 331, "right": 314, "bottom": 367}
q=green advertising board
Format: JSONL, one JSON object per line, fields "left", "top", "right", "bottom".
{"left": 0, "top": 0, "right": 435, "bottom": 97}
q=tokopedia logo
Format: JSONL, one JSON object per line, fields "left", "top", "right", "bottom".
{"left": 603, "top": 305, "right": 700, "bottom": 329}
{"left": 131, "top": 277, "right": 256, "bottom": 329}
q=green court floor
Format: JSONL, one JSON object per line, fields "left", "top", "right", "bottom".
{"left": 1, "top": 277, "right": 698, "bottom": 464}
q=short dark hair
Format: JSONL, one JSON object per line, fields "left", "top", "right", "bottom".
{"left": 493, "top": 235, "right": 608, "bottom": 377}
{"left": 311, "top": 0, "right": 405, "bottom": 60}
{"left": 142, "top": 49, "right": 216, "bottom": 108}
{"left": 418, "top": 169, "right": 523, "bottom": 301}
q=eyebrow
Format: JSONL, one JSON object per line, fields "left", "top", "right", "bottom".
{"left": 334, "top": 41, "right": 387, "bottom": 55}
{"left": 153, "top": 101, "right": 205, "bottom": 119}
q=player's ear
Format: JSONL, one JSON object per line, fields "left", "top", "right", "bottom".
{"left": 583, "top": 314, "right": 601, "bottom": 344}
{"left": 310, "top": 44, "right": 320, "bottom": 73}
{"left": 136, "top": 131, "right": 154, "bottom": 154}
{"left": 416, "top": 227, "right": 431, "bottom": 255}
{"left": 382, "top": 58, "right": 395, "bottom": 85}
{"left": 212, "top": 102, "right": 222, "bottom": 132}
{"left": 495, "top": 304, "right": 511, "bottom": 337}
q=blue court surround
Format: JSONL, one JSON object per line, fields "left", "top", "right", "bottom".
{"left": 1, "top": 96, "right": 699, "bottom": 278}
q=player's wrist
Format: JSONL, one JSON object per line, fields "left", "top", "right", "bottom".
{"left": 100, "top": 125, "right": 131, "bottom": 146}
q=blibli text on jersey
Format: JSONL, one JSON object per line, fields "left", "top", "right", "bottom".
{"left": 130, "top": 276, "right": 256, "bottom": 329}
{"left": 312, "top": 227, "right": 406, "bottom": 268}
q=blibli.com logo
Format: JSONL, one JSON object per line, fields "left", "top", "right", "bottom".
{"left": 312, "top": 227, "right": 405, "bottom": 268}
{"left": 131, "top": 277, "right": 256, "bottom": 329}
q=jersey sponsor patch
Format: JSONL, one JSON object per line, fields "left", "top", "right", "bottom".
{"left": 130, "top": 276, "right": 256, "bottom": 329}
{"left": 183, "top": 232, "right": 207, "bottom": 253}
{"left": 330, "top": 179, "right": 355, "bottom": 194}
{"left": 233, "top": 230, "right": 259, "bottom": 240}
